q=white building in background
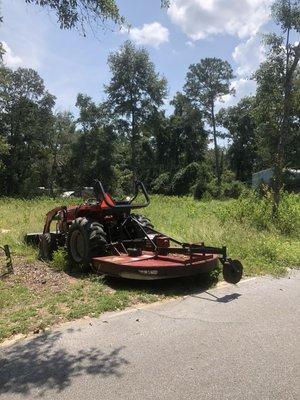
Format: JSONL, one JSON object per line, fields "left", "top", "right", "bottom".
{"left": 252, "top": 168, "right": 274, "bottom": 188}
{"left": 252, "top": 168, "right": 300, "bottom": 189}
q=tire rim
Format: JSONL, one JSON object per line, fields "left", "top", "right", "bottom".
{"left": 70, "top": 230, "right": 85, "bottom": 262}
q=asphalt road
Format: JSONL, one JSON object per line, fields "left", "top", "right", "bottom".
{"left": 1, "top": 271, "right": 299, "bottom": 400}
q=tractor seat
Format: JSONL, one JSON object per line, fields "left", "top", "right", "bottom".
{"left": 100, "top": 193, "right": 115, "bottom": 209}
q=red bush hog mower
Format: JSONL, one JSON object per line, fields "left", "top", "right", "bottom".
{"left": 26, "top": 181, "right": 243, "bottom": 283}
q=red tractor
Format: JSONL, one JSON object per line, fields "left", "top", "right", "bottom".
{"left": 26, "top": 180, "right": 243, "bottom": 283}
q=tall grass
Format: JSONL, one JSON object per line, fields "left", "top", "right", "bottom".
{"left": 0, "top": 197, "right": 78, "bottom": 258}
{"left": 0, "top": 193, "right": 299, "bottom": 276}
{"left": 142, "top": 193, "right": 300, "bottom": 276}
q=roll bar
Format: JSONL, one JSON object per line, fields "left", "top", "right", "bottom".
{"left": 94, "top": 180, "right": 150, "bottom": 209}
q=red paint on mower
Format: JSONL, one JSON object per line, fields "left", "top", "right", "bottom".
{"left": 92, "top": 251, "right": 219, "bottom": 280}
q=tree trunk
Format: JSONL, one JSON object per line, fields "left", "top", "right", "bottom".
{"left": 211, "top": 103, "right": 221, "bottom": 189}
{"left": 131, "top": 108, "right": 138, "bottom": 175}
{"left": 273, "top": 32, "right": 300, "bottom": 211}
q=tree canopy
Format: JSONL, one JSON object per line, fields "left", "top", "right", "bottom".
{"left": 105, "top": 41, "right": 167, "bottom": 173}
{"left": 21, "top": 1, "right": 170, "bottom": 33}
{"left": 0, "top": 1, "right": 299, "bottom": 202}
{"left": 184, "top": 58, "right": 235, "bottom": 188}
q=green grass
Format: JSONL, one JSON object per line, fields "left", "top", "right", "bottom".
{"left": 0, "top": 193, "right": 299, "bottom": 342}
{"left": 0, "top": 196, "right": 80, "bottom": 258}
{"left": 0, "top": 277, "right": 160, "bottom": 340}
{"left": 142, "top": 193, "right": 300, "bottom": 276}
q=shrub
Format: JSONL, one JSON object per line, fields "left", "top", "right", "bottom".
{"left": 205, "top": 178, "right": 220, "bottom": 198}
{"left": 50, "top": 248, "right": 68, "bottom": 271}
{"left": 112, "top": 167, "right": 133, "bottom": 198}
{"left": 283, "top": 170, "right": 300, "bottom": 192}
{"left": 223, "top": 180, "right": 245, "bottom": 199}
{"left": 220, "top": 190, "right": 300, "bottom": 237}
{"left": 276, "top": 192, "right": 300, "bottom": 236}
{"left": 193, "top": 164, "right": 212, "bottom": 200}
{"left": 151, "top": 173, "right": 172, "bottom": 194}
{"left": 171, "top": 162, "right": 202, "bottom": 196}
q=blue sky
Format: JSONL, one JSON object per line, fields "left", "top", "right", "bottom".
{"left": 1, "top": 0, "right": 279, "bottom": 115}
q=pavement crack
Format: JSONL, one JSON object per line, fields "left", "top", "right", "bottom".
{"left": 139, "top": 309, "right": 247, "bottom": 325}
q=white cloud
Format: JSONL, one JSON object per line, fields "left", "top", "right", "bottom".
{"left": 219, "top": 78, "right": 257, "bottom": 108}
{"left": 1, "top": 0, "right": 46, "bottom": 70}
{"left": 185, "top": 40, "right": 195, "bottom": 48}
{"left": 2, "top": 41, "right": 23, "bottom": 68}
{"left": 218, "top": 34, "right": 266, "bottom": 107}
{"left": 233, "top": 36, "right": 265, "bottom": 77}
{"left": 168, "top": 0, "right": 273, "bottom": 41}
{"left": 122, "top": 22, "right": 169, "bottom": 48}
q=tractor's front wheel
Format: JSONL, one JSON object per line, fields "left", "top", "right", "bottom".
{"left": 66, "top": 218, "right": 107, "bottom": 271}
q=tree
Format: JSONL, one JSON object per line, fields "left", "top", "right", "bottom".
{"left": 68, "top": 94, "right": 115, "bottom": 189}
{"left": 46, "top": 112, "right": 76, "bottom": 194}
{"left": 21, "top": 1, "right": 169, "bottom": 33}
{"left": 218, "top": 97, "right": 257, "bottom": 182}
{"left": 254, "top": 0, "right": 300, "bottom": 208}
{"left": 184, "top": 58, "right": 234, "bottom": 189}
{"left": 25, "top": 0, "right": 124, "bottom": 33}
{"left": 105, "top": 41, "right": 167, "bottom": 174}
{"left": 0, "top": 66, "right": 56, "bottom": 195}
{"left": 169, "top": 92, "right": 207, "bottom": 169}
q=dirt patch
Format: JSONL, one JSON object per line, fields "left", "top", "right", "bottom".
{"left": 2, "top": 257, "right": 70, "bottom": 294}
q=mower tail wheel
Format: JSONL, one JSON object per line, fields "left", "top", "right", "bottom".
{"left": 38, "top": 233, "right": 56, "bottom": 260}
{"left": 222, "top": 259, "right": 243, "bottom": 284}
{"left": 66, "top": 217, "right": 107, "bottom": 271}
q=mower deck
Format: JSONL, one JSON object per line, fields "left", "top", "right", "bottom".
{"left": 92, "top": 251, "right": 219, "bottom": 280}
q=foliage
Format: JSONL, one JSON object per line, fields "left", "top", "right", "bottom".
{"left": 218, "top": 97, "right": 257, "bottom": 182}
{"left": 271, "top": 0, "right": 300, "bottom": 32}
{"left": 0, "top": 0, "right": 299, "bottom": 204}
{"left": 22, "top": 1, "right": 169, "bottom": 33}
{"left": 284, "top": 169, "right": 300, "bottom": 191}
{"left": 184, "top": 58, "right": 235, "bottom": 187}
{"left": 151, "top": 172, "right": 171, "bottom": 195}
{"left": 222, "top": 180, "right": 246, "bottom": 199}
{"left": 50, "top": 248, "right": 68, "bottom": 271}
{"left": 169, "top": 92, "right": 207, "bottom": 169}
{"left": 218, "top": 190, "right": 300, "bottom": 236}
{"left": 0, "top": 66, "right": 56, "bottom": 195}
{"left": 193, "top": 163, "right": 212, "bottom": 200}
{"left": 105, "top": 41, "right": 167, "bottom": 172}
{"left": 171, "top": 162, "right": 201, "bottom": 195}
{"left": 25, "top": 0, "right": 125, "bottom": 33}
{"left": 253, "top": 0, "right": 300, "bottom": 208}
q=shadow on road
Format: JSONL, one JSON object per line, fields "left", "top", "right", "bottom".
{"left": 0, "top": 330, "right": 128, "bottom": 397}
{"left": 103, "top": 272, "right": 220, "bottom": 297}
{"left": 192, "top": 292, "right": 242, "bottom": 303}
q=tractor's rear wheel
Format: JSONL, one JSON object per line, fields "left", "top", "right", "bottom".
{"left": 66, "top": 218, "right": 107, "bottom": 271}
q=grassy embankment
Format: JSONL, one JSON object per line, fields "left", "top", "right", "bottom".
{"left": 0, "top": 193, "right": 299, "bottom": 342}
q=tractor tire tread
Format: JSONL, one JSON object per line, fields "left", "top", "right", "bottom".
{"left": 66, "top": 217, "right": 107, "bottom": 271}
